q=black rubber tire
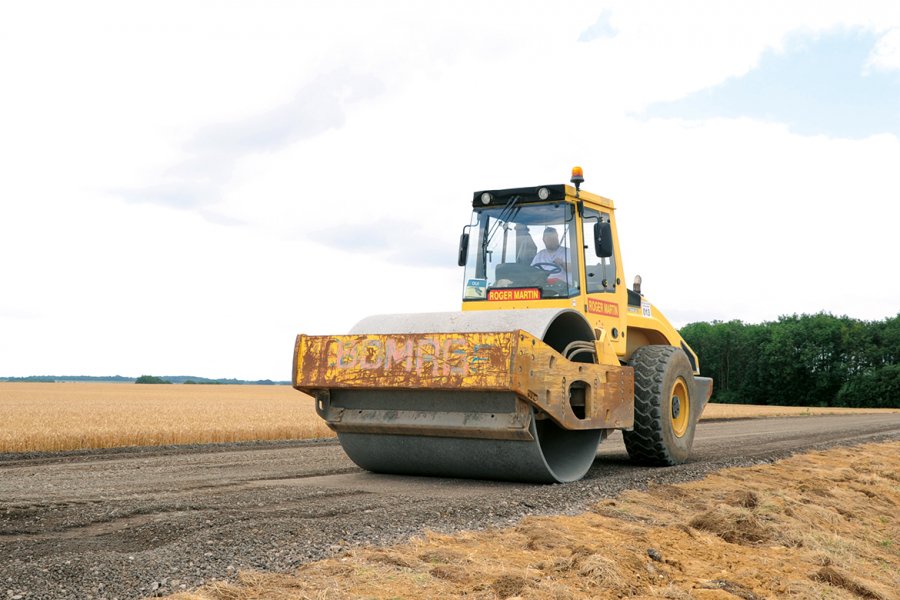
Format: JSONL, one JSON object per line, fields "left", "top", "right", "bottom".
{"left": 623, "top": 345, "right": 698, "bottom": 466}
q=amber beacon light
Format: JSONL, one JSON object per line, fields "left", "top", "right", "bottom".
{"left": 570, "top": 166, "right": 584, "bottom": 192}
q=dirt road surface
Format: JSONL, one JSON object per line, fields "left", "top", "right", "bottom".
{"left": 2, "top": 414, "right": 899, "bottom": 600}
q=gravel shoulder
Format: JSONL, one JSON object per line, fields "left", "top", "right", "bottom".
{"left": 172, "top": 440, "right": 900, "bottom": 600}
{"left": 1, "top": 414, "right": 899, "bottom": 599}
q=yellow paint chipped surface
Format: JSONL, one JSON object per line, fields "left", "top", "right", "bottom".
{"left": 169, "top": 441, "right": 900, "bottom": 600}
{"left": 294, "top": 332, "right": 516, "bottom": 390}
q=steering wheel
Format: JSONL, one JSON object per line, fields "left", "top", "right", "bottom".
{"left": 532, "top": 262, "right": 562, "bottom": 275}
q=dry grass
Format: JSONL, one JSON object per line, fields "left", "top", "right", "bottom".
{"left": 701, "top": 403, "right": 899, "bottom": 419}
{"left": 0, "top": 383, "right": 334, "bottom": 453}
{"left": 168, "top": 441, "right": 900, "bottom": 600}
{"left": 1, "top": 382, "right": 896, "bottom": 453}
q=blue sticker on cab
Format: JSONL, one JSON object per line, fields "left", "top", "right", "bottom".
{"left": 464, "top": 278, "right": 487, "bottom": 299}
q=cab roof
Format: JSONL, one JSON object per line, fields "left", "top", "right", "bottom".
{"left": 471, "top": 184, "right": 615, "bottom": 210}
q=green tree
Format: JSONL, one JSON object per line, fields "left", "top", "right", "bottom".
{"left": 837, "top": 364, "right": 900, "bottom": 408}
{"left": 135, "top": 375, "right": 172, "bottom": 384}
{"left": 680, "top": 313, "right": 899, "bottom": 408}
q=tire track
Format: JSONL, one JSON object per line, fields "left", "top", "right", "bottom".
{"left": 0, "top": 414, "right": 898, "bottom": 600}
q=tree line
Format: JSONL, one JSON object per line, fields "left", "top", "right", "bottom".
{"left": 134, "top": 375, "right": 286, "bottom": 385}
{"left": 680, "top": 313, "right": 898, "bottom": 408}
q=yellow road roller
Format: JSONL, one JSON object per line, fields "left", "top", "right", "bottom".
{"left": 293, "top": 168, "right": 713, "bottom": 483}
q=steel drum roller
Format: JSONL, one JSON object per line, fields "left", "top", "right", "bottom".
{"left": 329, "top": 310, "right": 607, "bottom": 483}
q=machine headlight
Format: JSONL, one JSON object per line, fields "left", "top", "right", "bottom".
{"left": 480, "top": 192, "right": 492, "bottom": 205}
{"left": 537, "top": 187, "right": 550, "bottom": 200}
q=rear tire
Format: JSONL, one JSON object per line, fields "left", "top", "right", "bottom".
{"left": 623, "top": 345, "right": 698, "bottom": 465}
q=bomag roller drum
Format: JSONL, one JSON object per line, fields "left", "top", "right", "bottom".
{"left": 293, "top": 168, "right": 713, "bottom": 483}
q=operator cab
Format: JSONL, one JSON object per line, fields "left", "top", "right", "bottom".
{"left": 459, "top": 185, "right": 581, "bottom": 300}
{"left": 459, "top": 180, "right": 620, "bottom": 302}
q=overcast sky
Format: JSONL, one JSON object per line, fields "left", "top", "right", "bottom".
{"left": 2, "top": 1, "right": 898, "bottom": 380}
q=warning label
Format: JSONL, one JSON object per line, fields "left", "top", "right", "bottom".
{"left": 487, "top": 287, "right": 541, "bottom": 301}
{"left": 586, "top": 298, "right": 620, "bottom": 317}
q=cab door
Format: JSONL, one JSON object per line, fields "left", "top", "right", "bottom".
{"left": 581, "top": 207, "right": 627, "bottom": 355}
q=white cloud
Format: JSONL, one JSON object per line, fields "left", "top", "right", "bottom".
{"left": 867, "top": 27, "right": 900, "bottom": 70}
{"left": 1, "top": 1, "right": 899, "bottom": 379}
{"left": 120, "top": 68, "right": 385, "bottom": 213}
{"left": 600, "top": 118, "right": 900, "bottom": 327}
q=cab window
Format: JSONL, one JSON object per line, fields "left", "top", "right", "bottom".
{"left": 582, "top": 209, "right": 616, "bottom": 293}
{"left": 462, "top": 203, "right": 580, "bottom": 300}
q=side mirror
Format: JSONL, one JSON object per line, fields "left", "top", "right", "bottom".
{"left": 594, "top": 221, "right": 613, "bottom": 258}
{"left": 457, "top": 232, "right": 469, "bottom": 267}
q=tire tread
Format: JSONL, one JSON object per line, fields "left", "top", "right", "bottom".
{"left": 623, "top": 345, "right": 685, "bottom": 466}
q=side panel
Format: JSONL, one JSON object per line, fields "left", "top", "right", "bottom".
{"left": 294, "top": 330, "right": 634, "bottom": 432}
{"left": 579, "top": 202, "right": 629, "bottom": 358}
{"left": 295, "top": 332, "right": 514, "bottom": 391}
{"left": 624, "top": 299, "right": 701, "bottom": 373}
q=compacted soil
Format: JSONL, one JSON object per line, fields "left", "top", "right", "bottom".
{"left": 1, "top": 414, "right": 898, "bottom": 599}
{"left": 174, "top": 440, "right": 900, "bottom": 600}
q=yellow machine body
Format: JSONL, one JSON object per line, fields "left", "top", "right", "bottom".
{"left": 293, "top": 176, "right": 713, "bottom": 483}
{"left": 295, "top": 329, "right": 634, "bottom": 437}
{"left": 460, "top": 185, "right": 698, "bottom": 370}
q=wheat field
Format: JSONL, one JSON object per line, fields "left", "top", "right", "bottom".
{"left": 0, "top": 382, "right": 334, "bottom": 453}
{"left": 700, "top": 402, "right": 898, "bottom": 419}
{"left": 1, "top": 382, "right": 895, "bottom": 453}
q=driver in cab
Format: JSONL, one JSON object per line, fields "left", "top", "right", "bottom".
{"left": 531, "top": 227, "right": 573, "bottom": 286}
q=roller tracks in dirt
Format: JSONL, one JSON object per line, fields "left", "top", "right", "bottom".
{"left": 1, "top": 414, "right": 898, "bottom": 600}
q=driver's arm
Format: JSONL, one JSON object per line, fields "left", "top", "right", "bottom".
{"left": 553, "top": 250, "right": 574, "bottom": 281}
